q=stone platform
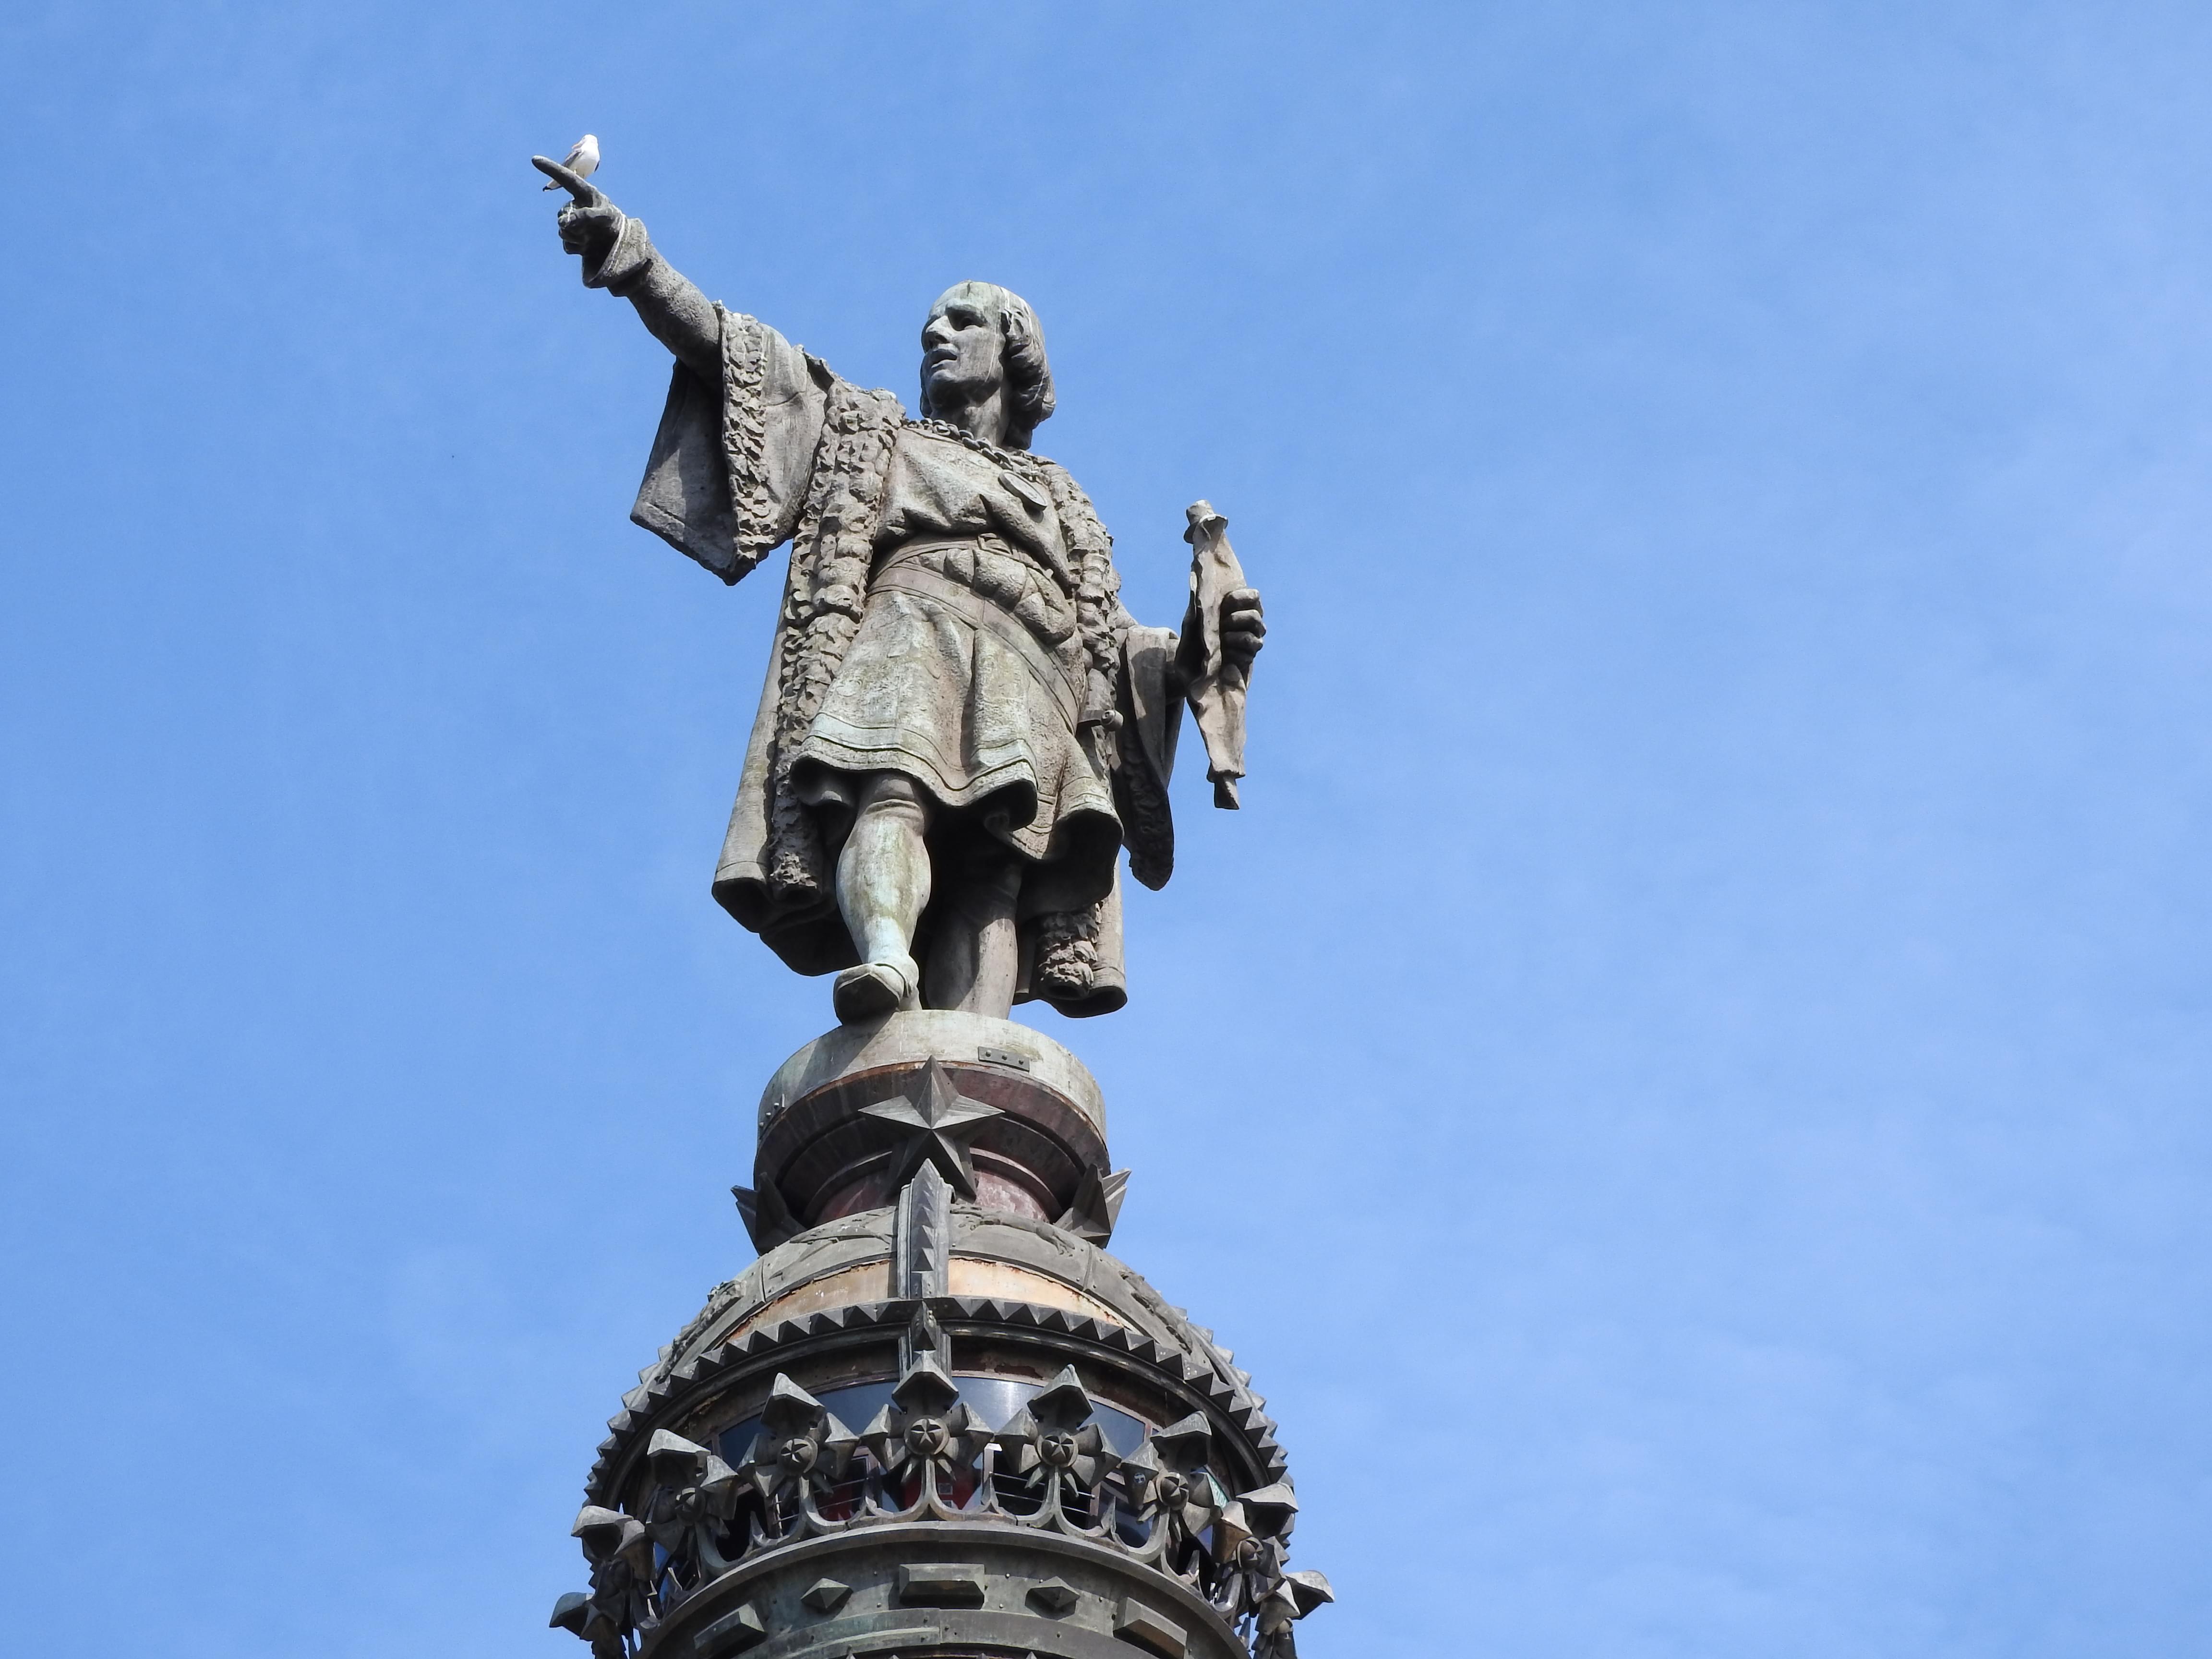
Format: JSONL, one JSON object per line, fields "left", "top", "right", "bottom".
{"left": 739, "top": 1011, "right": 1126, "bottom": 1249}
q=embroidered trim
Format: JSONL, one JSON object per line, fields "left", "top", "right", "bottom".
{"left": 761, "top": 379, "right": 905, "bottom": 902}
{"left": 718, "top": 308, "right": 779, "bottom": 571}
{"left": 1039, "top": 464, "right": 1124, "bottom": 716}
{"left": 1032, "top": 902, "right": 1104, "bottom": 999}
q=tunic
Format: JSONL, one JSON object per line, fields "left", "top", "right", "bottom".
{"left": 791, "top": 429, "right": 1121, "bottom": 894}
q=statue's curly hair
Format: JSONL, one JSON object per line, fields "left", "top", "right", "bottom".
{"left": 919, "top": 281, "right": 1056, "bottom": 450}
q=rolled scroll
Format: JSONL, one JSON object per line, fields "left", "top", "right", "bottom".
{"left": 1183, "top": 500, "right": 1249, "bottom": 809}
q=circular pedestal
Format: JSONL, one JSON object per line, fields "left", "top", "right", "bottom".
{"left": 747, "top": 1013, "right": 1112, "bottom": 1240}
{"left": 758, "top": 1011, "right": 1105, "bottom": 1135}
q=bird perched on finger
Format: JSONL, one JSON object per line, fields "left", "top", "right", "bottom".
{"left": 541, "top": 133, "right": 600, "bottom": 189}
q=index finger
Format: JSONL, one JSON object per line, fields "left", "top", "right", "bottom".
{"left": 531, "top": 155, "right": 606, "bottom": 206}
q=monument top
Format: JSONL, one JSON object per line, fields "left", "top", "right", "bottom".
{"left": 532, "top": 145, "right": 1330, "bottom": 1659}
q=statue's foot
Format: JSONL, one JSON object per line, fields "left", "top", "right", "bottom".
{"left": 833, "top": 956, "right": 920, "bottom": 1024}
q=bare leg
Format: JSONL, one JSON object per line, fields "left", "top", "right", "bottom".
{"left": 924, "top": 856, "right": 1023, "bottom": 1018}
{"left": 833, "top": 772, "right": 932, "bottom": 1022}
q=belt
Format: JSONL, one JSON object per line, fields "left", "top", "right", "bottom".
{"left": 871, "top": 542, "right": 1084, "bottom": 731}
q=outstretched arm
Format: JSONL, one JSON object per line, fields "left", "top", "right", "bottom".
{"left": 534, "top": 156, "right": 720, "bottom": 382}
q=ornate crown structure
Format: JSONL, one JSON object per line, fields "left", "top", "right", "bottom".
{"left": 549, "top": 1009, "right": 1332, "bottom": 1659}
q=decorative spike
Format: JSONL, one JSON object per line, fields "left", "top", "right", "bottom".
{"left": 820, "top": 1412, "right": 861, "bottom": 1467}
{"left": 764, "top": 1372, "right": 808, "bottom": 1402}
{"left": 698, "top": 1451, "right": 740, "bottom": 1501}
{"left": 1151, "top": 1412, "right": 1213, "bottom": 1463}
{"left": 995, "top": 1404, "right": 1042, "bottom": 1471}
{"left": 1030, "top": 1364, "right": 1093, "bottom": 1426}
{"left": 1286, "top": 1570, "right": 1335, "bottom": 1617}
{"left": 1213, "top": 1499, "right": 1252, "bottom": 1557}
{"left": 893, "top": 1163, "right": 953, "bottom": 1298}
{"left": 1028, "top": 1578, "right": 1081, "bottom": 1616}
{"left": 694, "top": 1602, "right": 767, "bottom": 1653}
{"left": 733, "top": 1179, "right": 801, "bottom": 1252}
{"left": 1053, "top": 1165, "right": 1130, "bottom": 1244}
{"left": 801, "top": 1578, "right": 853, "bottom": 1614}
{"left": 890, "top": 1350, "right": 962, "bottom": 1416}
{"left": 644, "top": 1429, "right": 706, "bottom": 1478}
{"left": 899, "top": 1300, "right": 945, "bottom": 1373}
{"left": 571, "top": 1505, "right": 643, "bottom": 1563}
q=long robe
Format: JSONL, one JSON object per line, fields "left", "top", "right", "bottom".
{"left": 626, "top": 303, "right": 1182, "bottom": 1017}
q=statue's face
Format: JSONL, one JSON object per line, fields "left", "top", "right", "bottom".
{"left": 920, "top": 286, "right": 1004, "bottom": 411}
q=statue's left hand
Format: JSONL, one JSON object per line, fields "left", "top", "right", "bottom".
{"left": 1219, "top": 587, "right": 1266, "bottom": 673}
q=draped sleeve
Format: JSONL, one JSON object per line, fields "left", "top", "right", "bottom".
{"left": 630, "top": 307, "right": 830, "bottom": 583}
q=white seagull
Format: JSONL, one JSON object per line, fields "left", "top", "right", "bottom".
{"left": 542, "top": 133, "right": 600, "bottom": 189}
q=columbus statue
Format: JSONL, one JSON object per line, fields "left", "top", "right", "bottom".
{"left": 536, "top": 154, "right": 1266, "bottom": 1026}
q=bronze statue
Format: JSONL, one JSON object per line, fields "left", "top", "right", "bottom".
{"left": 536, "top": 155, "right": 1264, "bottom": 1025}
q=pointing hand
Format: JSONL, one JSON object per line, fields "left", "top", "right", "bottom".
{"left": 533, "top": 156, "right": 622, "bottom": 263}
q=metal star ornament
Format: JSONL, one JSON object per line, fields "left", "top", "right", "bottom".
{"left": 861, "top": 1059, "right": 1002, "bottom": 1198}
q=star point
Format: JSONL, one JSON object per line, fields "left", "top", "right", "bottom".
{"left": 861, "top": 1058, "right": 1002, "bottom": 1198}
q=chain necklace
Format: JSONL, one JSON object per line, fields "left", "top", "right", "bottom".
{"left": 905, "top": 415, "right": 1055, "bottom": 477}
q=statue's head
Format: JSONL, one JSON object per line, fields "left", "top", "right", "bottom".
{"left": 918, "top": 281, "right": 1055, "bottom": 449}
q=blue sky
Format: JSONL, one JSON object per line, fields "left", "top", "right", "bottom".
{"left": 5, "top": 3, "right": 2212, "bottom": 1655}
